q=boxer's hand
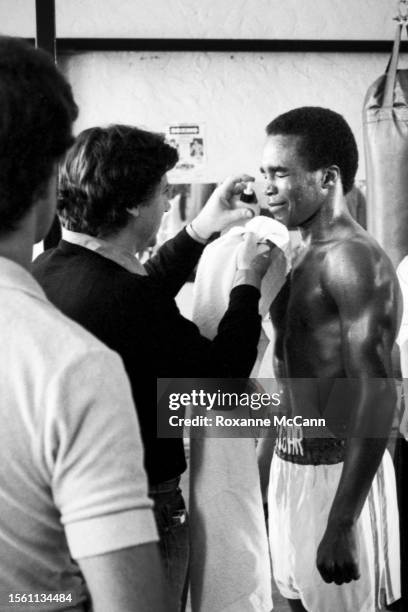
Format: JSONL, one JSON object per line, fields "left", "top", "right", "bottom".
{"left": 234, "top": 233, "right": 275, "bottom": 289}
{"left": 316, "top": 522, "right": 360, "bottom": 585}
{"left": 191, "top": 174, "right": 255, "bottom": 239}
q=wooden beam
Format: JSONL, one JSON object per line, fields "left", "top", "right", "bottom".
{"left": 35, "top": 0, "right": 56, "bottom": 60}
{"left": 55, "top": 38, "right": 406, "bottom": 54}
{"left": 35, "top": 0, "right": 61, "bottom": 249}
{"left": 24, "top": 37, "right": 408, "bottom": 55}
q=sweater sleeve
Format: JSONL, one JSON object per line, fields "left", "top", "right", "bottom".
{"left": 155, "top": 284, "right": 262, "bottom": 379}
{"left": 144, "top": 228, "right": 205, "bottom": 296}
{"left": 208, "top": 285, "right": 262, "bottom": 377}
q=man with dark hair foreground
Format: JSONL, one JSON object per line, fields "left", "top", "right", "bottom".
{"left": 33, "top": 124, "right": 273, "bottom": 609}
{"left": 258, "top": 107, "right": 401, "bottom": 611}
{"left": 0, "top": 36, "right": 171, "bottom": 612}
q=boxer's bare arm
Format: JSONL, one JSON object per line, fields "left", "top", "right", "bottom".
{"left": 257, "top": 437, "right": 275, "bottom": 503}
{"left": 316, "top": 239, "right": 399, "bottom": 585}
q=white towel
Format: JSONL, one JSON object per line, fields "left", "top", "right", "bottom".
{"left": 396, "top": 256, "right": 408, "bottom": 440}
{"left": 189, "top": 437, "right": 273, "bottom": 612}
{"left": 192, "top": 216, "right": 290, "bottom": 376}
{"left": 189, "top": 217, "right": 290, "bottom": 612}
{"left": 397, "top": 255, "right": 408, "bottom": 348}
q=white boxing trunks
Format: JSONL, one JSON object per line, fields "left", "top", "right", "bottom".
{"left": 268, "top": 444, "right": 400, "bottom": 612}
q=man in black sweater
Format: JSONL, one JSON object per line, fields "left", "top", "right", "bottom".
{"left": 33, "top": 125, "right": 272, "bottom": 609}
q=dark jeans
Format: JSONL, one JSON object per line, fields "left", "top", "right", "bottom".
{"left": 149, "top": 477, "right": 190, "bottom": 611}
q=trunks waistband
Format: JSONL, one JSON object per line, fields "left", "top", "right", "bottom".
{"left": 275, "top": 425, "right": 346, "bottom": 465}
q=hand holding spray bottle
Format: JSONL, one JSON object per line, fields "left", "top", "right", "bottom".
{"left": 237, "top": 181, "right": 261, "bottom": 217}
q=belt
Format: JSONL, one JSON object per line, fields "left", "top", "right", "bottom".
{"left": 149, "top": 476, "right": 181, "bottom": 496}
{"left": 275, "top": 436, "right": 346, "bottom": 465}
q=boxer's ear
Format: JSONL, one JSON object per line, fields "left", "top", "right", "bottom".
{"left": 321, "top": 166, "right": 340, "bottom": 190}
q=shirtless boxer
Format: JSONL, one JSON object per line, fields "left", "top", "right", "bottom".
{"left": 258, "top": 107, "right": 401, "bottom": 612}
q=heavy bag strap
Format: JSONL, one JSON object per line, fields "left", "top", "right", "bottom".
{"left": 383, "top": 23, "right": 407, "bottom": 107}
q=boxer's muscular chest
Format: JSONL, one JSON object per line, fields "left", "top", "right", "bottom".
{"left": 270, "top": 245, "right": 342, "bottom": 378}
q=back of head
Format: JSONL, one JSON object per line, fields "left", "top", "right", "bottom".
{"left": 58, "top": 125, "right": 178, "bottom": 236}
{"left": 0, "top": 37, "right": 78, "bottom": 234}
{"left": 266, "top": 107, "right": 358, "bottom": 194}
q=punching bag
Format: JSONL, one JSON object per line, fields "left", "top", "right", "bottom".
{"left": 363, "top": 24, "right": 408, "bottom": 268}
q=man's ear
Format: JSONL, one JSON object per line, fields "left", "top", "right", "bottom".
{"left": 321, "top": 165, "right": 340, "bottom": 190}
{"left": 126, "top": 206, "right": 140, "bottom": 218}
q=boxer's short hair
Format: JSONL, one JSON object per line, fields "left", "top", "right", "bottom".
{"left": 266, "top": 107, "right": 358, "bottom": 194}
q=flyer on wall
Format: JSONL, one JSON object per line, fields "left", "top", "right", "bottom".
{"left": 165, "top": 122, "right": 207, "bottom": 183}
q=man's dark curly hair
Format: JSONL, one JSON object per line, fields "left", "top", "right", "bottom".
{"left": 58, "top": 125, "right": 179, "bottom": 236}
{"left": 266, "top": 107, "right": 358, "bottom": 194}
{"left": 0, "top": 36, "right": 78, "bottom": 233}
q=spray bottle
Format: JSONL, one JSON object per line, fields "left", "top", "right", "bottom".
{"left": 238, "top": 181, "right": 260, "bottom": 217}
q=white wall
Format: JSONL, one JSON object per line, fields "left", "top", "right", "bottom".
{"left": 0, "top": 0, "right": 405, "bottom": 183}
{"left": 0, "top": 0, "right": 35, "bottom": 36}
{"left": 55, "top": 0, "right": 395, "bottom": 40}
{"left": 0, "top": 0, "right": 399, "bottom": 41}
{"left": 61, "top": 50, "right": 390, "bottom": 183}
